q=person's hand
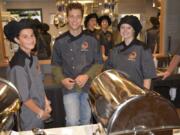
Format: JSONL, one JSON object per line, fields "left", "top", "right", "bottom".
{"left": 37, "top": 110, "right": 50, "bottom": 121}
{"left": 162, "top": 71, "right": 171, "bottom": 80}
{"left": 102, "top": 55, "right": 108, "bottom": 62}
{"left": 158, "top": 71, "right": 171, "bottom": 80}
{"left": 61, "top": 78, "right": 75, "bottom": 90}
{"left": 45, "top": 99, "right": 52, "bottom": 113}
{"left": 75, "top": 74, "right": 89, "bottom": 88}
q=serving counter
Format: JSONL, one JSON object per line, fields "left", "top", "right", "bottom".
{"left": 10, "top": 123, "right": 106, "bottom": 135}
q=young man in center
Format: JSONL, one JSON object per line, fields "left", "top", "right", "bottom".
{"left": 51, "top": 3, "right": 102, "bottom": 126}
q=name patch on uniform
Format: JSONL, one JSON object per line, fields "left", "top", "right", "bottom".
{"left": 81, "top": 41, "right": 89, "bottom": 51}
{"left": 128, "top": 51, "right": 137, "bottom": 61}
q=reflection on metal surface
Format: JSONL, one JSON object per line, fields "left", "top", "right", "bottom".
{"left": 0, "top": 78, "right": 20, "bottom": 130}
{"left": 110, "top": 125, "right": 180, "bottom": 135}
{"left": 89, "top": 69, "right": 180, "bottom": 135}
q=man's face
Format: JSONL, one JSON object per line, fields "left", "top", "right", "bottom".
{"left": 88, "top": 18, "right": 97, "bottom": 30}
{"left": 67, "top": 9, "right": 83, "bottom": 31}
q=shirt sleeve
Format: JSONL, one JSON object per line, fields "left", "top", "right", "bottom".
{"left": 104, "top": 50, "right": 114, "bottom": 70}
{"left": 141, "top": 48, "right": 157, "bottom": 79}
{"left": 85, "top": 38, "right": 103, "bottom": 79}
{"left": 51, "top": 65, "right": 65, "bottom": 84}
{"left": 99, "top": 33, "right": 106, "bottom": 46}
{"left": 8, "top": 66, "right": 30, "bottom": 102}
{"left": 51, "top": 41, "right": 62, "bottom": 66}
{"left": 51, "top": 40, "right": 65, "bottom": 83}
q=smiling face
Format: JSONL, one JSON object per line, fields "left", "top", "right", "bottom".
{"left": 120, "top": 23, "right": 135, "bottom": 41}
{"left": 15, "top": 28, "right": 36, "bottom": 55}
{"left": 67, "top": 9, "right": 83, "bottom": 31}
{"left": 100, "top": 19, "right": 109, "bottom": 30}
{"left": 87, "top": 18, "right": 97, "bottom": 30}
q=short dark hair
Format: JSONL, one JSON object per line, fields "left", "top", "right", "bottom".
{"left": 84, "top": 13, "right": 98, "bottom": 28}
{"left": 66, "top": 3, "right": 84, "bottom": 17}
{"left": 98, "top": 15, "right": 112, "bottom": 26}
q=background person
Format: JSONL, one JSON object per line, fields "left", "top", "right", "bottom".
{"left": 145, "top": 16, "right": 160, "bottom": 54}
{"left": 39, "top": 23, "right": 52, "bottom": 58}
{"left": 161, "top": 53, "right": 180, "bottom": 80}
{"left": 98, "top": 15, "right": 114, "bottom": 62}
{"left": 84, "top": 13, "right": 99, "bottom": 38}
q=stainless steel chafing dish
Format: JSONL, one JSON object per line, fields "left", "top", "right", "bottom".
{"left": 0, "top": 77, "right": 20, "bottom": 131}
{"left": 89, "top": 69, "right": 180, "bottom": 135}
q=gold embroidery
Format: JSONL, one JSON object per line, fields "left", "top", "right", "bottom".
{"left": 128, "top": 51, "right": 137, "bottom": 61}
{"left": 81, "top": 41, "right": 89, "bottom": 51}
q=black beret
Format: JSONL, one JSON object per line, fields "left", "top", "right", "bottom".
{"left": 32, "top": 18, "right": 42, "bottom": 29}
{"left": 41, "top": 23, "right": 50, "bottom": 31}
{"left": 118, "top": 15, "right": 142, "bottom": 37}
{"left": 4, "top": 19, "right": 34, "bottom": 43}
{"left": 84, "top": 13, "right": 98, "bottom": 28}
{"left": 4, "top": 20, "right": 19, "bottom": 43}
{"left": 98, "top": 15, "right": 111, "bottom": 26}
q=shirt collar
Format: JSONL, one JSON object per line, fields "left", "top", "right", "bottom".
{"left": 120, "top": 39, "right": 138, "bottom": 52}
{"left": 18, "top": 48, "right": 33, "bottom": 67}
{"left": 68, "top": 30, "right": 84, "bottom": 42}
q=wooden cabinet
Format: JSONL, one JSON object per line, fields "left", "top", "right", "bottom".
{"left": 0, "top": 11, "right": 5, "bottom": 64}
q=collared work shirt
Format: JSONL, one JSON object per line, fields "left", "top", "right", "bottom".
{"left": 7, "top": 49, "right": 45, "bottom": 130}
{"left": 105, "top": 39, "right": 156, "bottom": 88}
{"left": 52, "top": 31, "right": 102, "bottom": 94}
{"left": 98, "top": 30, "right": 114, "bottom": 56}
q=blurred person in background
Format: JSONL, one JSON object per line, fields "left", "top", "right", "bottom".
{"left": 98, "top": 15, "right": 114, "bottom": 62}
{"left": 84, "top": 13, "right": 99, "bottom": 38}
{"left": 145, "top": 16, "right": 160, "bottom": 54}
{"left": 160, "top": 48, "right": 180, "bottom": 80}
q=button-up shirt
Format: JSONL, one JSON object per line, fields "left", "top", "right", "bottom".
{"left": 52, "top": 31, "right": 103, "bottom": 94}
{"left": 105, "top": 39, "right": 156, "bottom": 88}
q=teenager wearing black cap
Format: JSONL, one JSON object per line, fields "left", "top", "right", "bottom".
{"left": 4, "top": 19, "right": 52, "bottom": 130}
{"left": 84, "top": 13, "right": 99, "bottom": 38}
{"left": 98, "top": 15, "right": 114, "bottom": 62}
{"left": 105, "top": 15, "right": 156, "bottom": 89}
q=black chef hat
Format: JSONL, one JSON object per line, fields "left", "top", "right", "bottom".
{"left": 4, "top": 19, "right": 34, "bottom": 43}
{"left": 98, "top": 15, "right": 111, "bottom": 26}
{"left": 118, "top": 15, "right": 142, "bottom": 37}
{"left": 84, "top": 13, "right": 98, "bottom": 28}
{"left": 32, "top": 18, "right": 42, "bottom": 29}
{"left": 41, "top": 23, "right": 50, "bottom": 32}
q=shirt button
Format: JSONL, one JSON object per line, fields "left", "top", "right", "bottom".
{"left": 72, "top": 66, "right": 75, "bottom": 69}
{"left": 71, "top": 57, "right": 74, "bottom": 60}
{"left": 70, "top": 49, "right": 73, "bottom": 51}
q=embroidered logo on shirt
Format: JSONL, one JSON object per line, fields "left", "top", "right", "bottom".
{"left": 128, "top": 51, "right": 137, "bottom": 61}
{"left": 81, "top": 41, "right": 89, "bottom": 51}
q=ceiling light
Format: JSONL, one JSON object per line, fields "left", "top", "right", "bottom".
{"left": 72, "top": 0, "right": 94, "bottom": 4}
